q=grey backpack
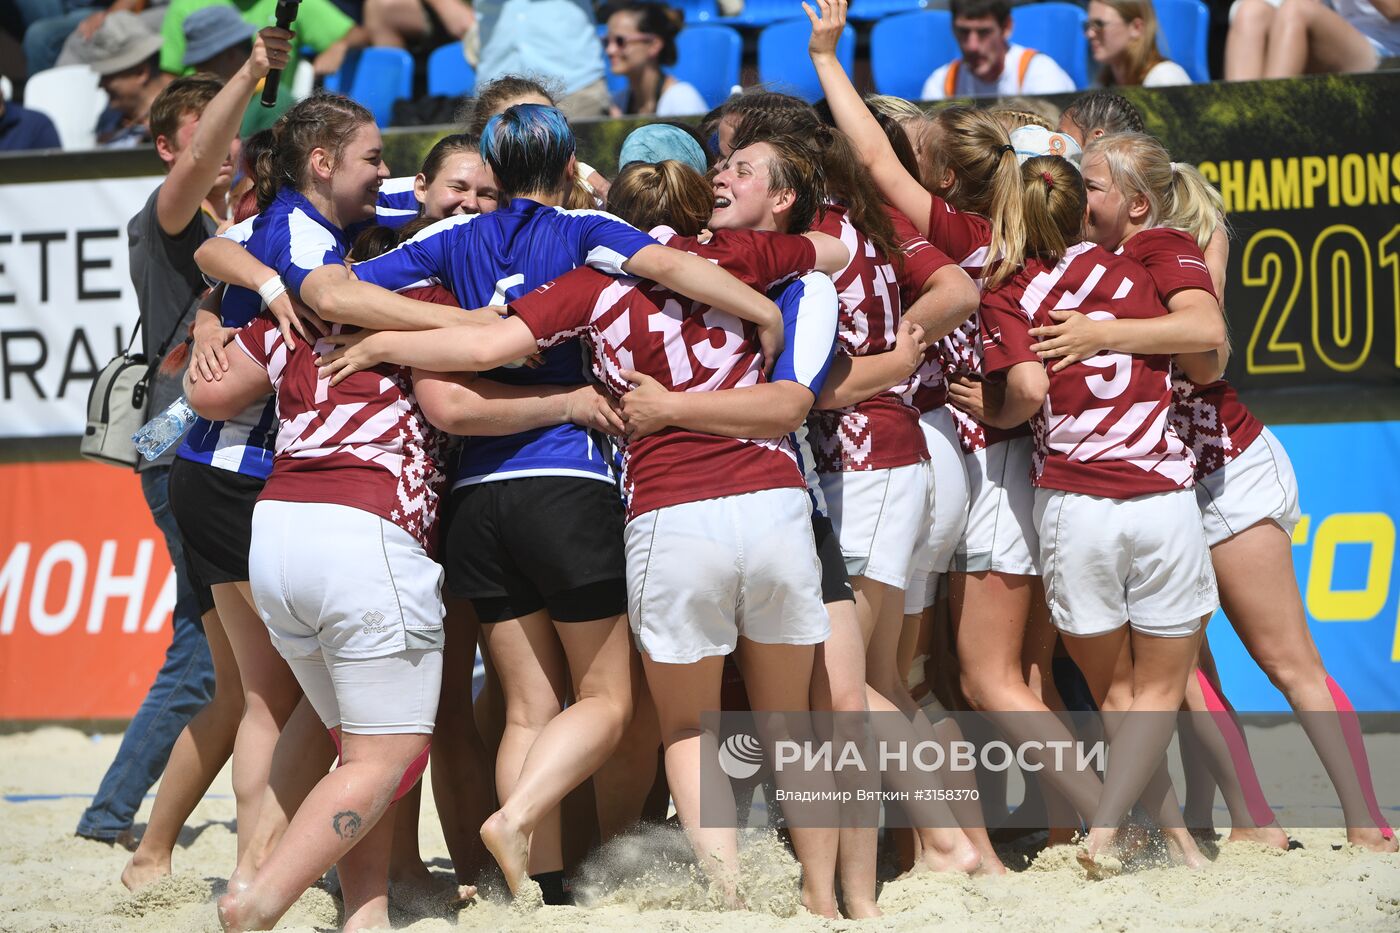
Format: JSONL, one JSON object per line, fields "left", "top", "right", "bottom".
{"left": 81, "top": 314, "right": 184, "bottom": 469}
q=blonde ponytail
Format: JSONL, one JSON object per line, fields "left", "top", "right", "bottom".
{"left": 1163, "top": 161, "right": 1226, "bottom": 251}
{"left": 1019, "top": 156, "right": 1086, "bottom": 266}
{"left": 921, "top": 106, "right": 1026, "bottom": 287}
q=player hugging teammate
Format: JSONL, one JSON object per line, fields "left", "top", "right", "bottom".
{"left": 120, "top": 1, "right": 1396, "bottom": 928}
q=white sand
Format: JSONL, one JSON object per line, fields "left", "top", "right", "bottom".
{"left": 2, "top": 725, "right": 1397, "bottom": 933}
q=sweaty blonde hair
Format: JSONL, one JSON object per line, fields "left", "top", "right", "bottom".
{"left": 1085, "top": 132, "right": 1225, "bottom": 250}
{"left": 989, "top": 109, "right": 1053, "bottom": 133}
{"left": 921, "top": 106, "right": 1025, "bottom": 287}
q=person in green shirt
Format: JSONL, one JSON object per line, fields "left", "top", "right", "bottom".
{"left": 161, "top": 0, "right": 369, "bottom": 133}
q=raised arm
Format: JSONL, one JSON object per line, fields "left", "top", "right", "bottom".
{"left": 805, "top": 0, "right": 934, "bottom": 237}
{"left": 156, "top": 29, "right": 291, "bottom": 236}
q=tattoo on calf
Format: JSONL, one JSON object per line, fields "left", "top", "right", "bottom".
{"left": 332, "top": 810, "right": 363, "bottom": 840}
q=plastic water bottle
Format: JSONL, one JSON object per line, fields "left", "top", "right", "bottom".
{"left": 133, "top": 397, "right": 197, "bottom": 461}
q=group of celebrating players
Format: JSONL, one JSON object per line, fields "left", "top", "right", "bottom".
{"left": 113, "top": 1, "right": 1395, "bottom": 929}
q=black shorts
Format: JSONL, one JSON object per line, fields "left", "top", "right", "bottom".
{"left": 813, "top": 512, "right": 855, "bottom": 605}
{"left": 168, "top": 456, "right": 263, "bottom": 586}
{"left": 443, "top": 476, "right": 628, "bottom": 624}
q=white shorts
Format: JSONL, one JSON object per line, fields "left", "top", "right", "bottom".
{"left": 625, "top": 487, "right": 829, "bottom": 664}
{"left": 905, "top": 408, "right": 971, "bottom": 613}
{"left": 820, "top": 459, "right": 934, "bottom": 590}
{"left": 287, "top": 649, "right": 443, "bottom": 735}
{"left": 1196, "top": 427, "right": 1301, "bottom": 548}
{"left": 249, "top": 500, "right": 446, "bottom": 660}
{"left": 249, "top": 500, "right": 446, "bottom": 733}
{"left": 1035, "top": 487, "right": 1218, "bottom": 639}
{"left": 955, "top": 437, "right": 1040, "bottom": 576}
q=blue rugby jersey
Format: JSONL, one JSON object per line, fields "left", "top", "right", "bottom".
{"left": 772, "top": 271, "right": 839, "bottom": 517}
{"left": 376, "top": 177, "right": 419, "bottom": 229}
{"left": 177, "top": 188, "right": 352, "bottom": 479}
{"left": 352, "top": 197, "right": 656, "bottom": 488}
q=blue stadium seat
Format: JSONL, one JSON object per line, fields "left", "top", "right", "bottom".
{"left": 870, "top": 10, "right": 957, "bottom": 100}
{"left": 847, "top": 0, "right": 933, "bottom": 21}
{"left": 673, "top": 0, "right": 719, "bottom": 21}
{"left": 321, "top": 47, "right": 414, "bottom": 127}
{"left": 426, "top": 42, "right": 475, "bottom": 97}
{"left": 718, "top": 0, "right": 806, "bottom": 28}
{"left": 1010, "top": 1, "right": 1089, "bottom": 90}
{"left": 757, "top": 17, "right": 855, "bottom": 104}
{"left": 675, "top": 25, "right": 743, "bottom": 108}
{"left": 1155, "top": 0, "right": 1210, "bottom": 83}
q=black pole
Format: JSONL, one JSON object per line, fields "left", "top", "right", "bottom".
{"left": 260, "top": 0, "right": 301, "bottom": 108}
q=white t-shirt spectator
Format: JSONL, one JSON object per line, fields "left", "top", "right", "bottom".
{"left": 1332, "top": 0, "right": 1400, "bottom": 58}
{"left": 921, "top": 43, "right": 1076, "bottom": 100}
{"left": 611, "top": 79, "right": 708, "bottom": 116}
{"left": 1142, "top": 59, "right": 1193, "bottom": 86}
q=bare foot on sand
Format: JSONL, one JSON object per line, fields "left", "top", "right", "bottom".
{"left": 916, "top": 832, "right": 981, "bottom": 875}
{"left": 387, "top": 861, "right": 477, "bottom": 915}
{"left": 1226, "top": 824, "right": 1289, "bottom": 850}
{"left": 1346, "top": 826, "right": 1398, "bottom": 853}
{"left": 842, "top": 897, "right": 882, "bottom": 919}
{"left": 1076, "top": 847, "right": 1124, "bottom": 881}
{"left": 802, "top": 886, "right": 839, "bottom": 919}
{"left": 479, "top": 810, "right": 533, "bottom": 903}
{"left": 1162, "top": 829, "right": 1210, "bottom": 870}
{"left": 121, "top": 850, "right": 171, "bottom": 892}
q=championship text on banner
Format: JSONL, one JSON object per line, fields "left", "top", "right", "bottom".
{"left": 0, "top": 176, "right": 164, "bottom": 439}
{"left": 0, "top": 460, "right": 174, "bottom": 719}
{"left": 1125, "top": 73, "right": 1399, "bottom": 392}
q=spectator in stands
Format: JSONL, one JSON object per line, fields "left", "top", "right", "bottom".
{"left": 0, "top": 92, "right": 62, "bottom": 150}
{"left": 160, "top": 0, "right": 370, "bottom": 134}
{"left": 361, "top": 0, "right": 476, "bottom": 49}
{"left": 604, "top": 1, "right": 706, "bottom": 117}
{"left": 473, "top": 0, "right": 612, "bottom": 119}
{"left": 20, "top": 0, "right": 128, "bottom": 76}
{"left": 180, "top": 5, "right": 253, "bottom": 79}
{"left": 69, "top": 11, "right": 171, "bottom": 148}
{"left": 1086, "top": 0, "right": 1193, "bottom": 86}
{"left": 921, "top": 0, "right": 1077, "bottom": 101}
{"left": 1225, "top": 0, "right": 1399, "bottom": 79}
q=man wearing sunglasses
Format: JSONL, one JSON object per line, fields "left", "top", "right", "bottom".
{"left": 921, "top": 0, "right": 1076, "bottom": 101}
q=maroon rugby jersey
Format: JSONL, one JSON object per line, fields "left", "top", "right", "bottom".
{"left": 509, "top": 227, "right": 812, "bottom": 520}
{"left": 232, "top": 284, "right": 454, "bottom": 551}
{"left": 1121, "top": 227, "right": 1264, "bottom": 479}
{"left": 807, "top": 204, "right": 928, "bottom": 472}
{"left": 918, "top": 194, "right": 1028, "bottom": 451}
{"left": 980, "top": 242, "right": 1196, "bottom": 498}
{"left": 887, "top": 204, "right": 958, "bottom": 413}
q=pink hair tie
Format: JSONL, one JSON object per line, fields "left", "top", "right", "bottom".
{"left": 1040, "top": 170, "right": 1054, "bottom": 190}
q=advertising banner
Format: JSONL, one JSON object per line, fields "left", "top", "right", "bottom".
{"left": 0, "top": 461, "right": 173, "bottom": 719}
{"left": 1206, "top": 421, "right": 1400, "bottom": 712}
{"left": 0, "top": 176, "right": 163, "bottom": 439}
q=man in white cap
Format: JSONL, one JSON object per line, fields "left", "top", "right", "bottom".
{"left": 72, "top": 10, "right": 170, "bottom": 148}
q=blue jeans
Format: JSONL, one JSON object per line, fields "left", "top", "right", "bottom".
{"left": 76, "top": 466, "right": 215, "bottom": 841}
{"left": 17, "top": 0, "right": 99, "bottom": 74}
